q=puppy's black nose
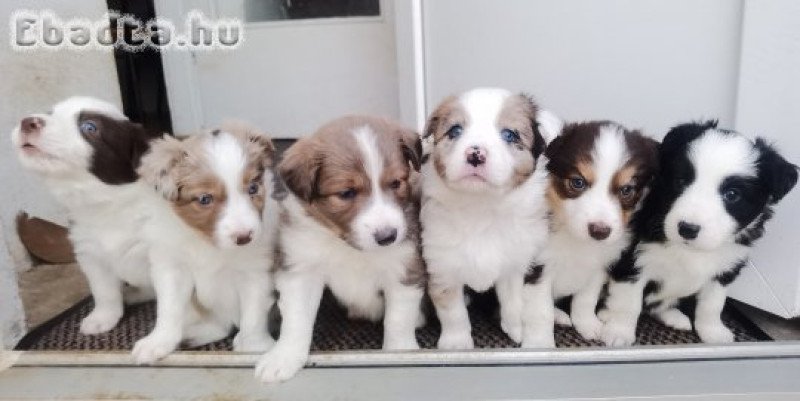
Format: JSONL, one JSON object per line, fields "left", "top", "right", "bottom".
{"left": 588, "top": 223, "right": 611, "bottom": 240}
{"left": 678, "top": 221, "right": 701, "bottom": 240}
{"left": 234, "top": 231, "right": 253, "bottom": 246}
{"left": 373, "top": 228, "right": 398, "bottom": 246}
{"left": 20, "top": 117, "right": 44, "bottom": 135}
{"left": 465, "top": 146, "right": 486, "bottom": 167}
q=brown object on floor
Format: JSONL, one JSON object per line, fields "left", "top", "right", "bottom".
{"left": 17, "top": 263, "right": 89, "bottom": 329}
{"left": 15, "top": 291, "right": 767, "bottom": 351}
{"left": 16, "top": 212, "right": 76, "bottom": 264}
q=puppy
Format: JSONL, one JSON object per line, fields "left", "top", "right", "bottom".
{"left": 420, "top": 88, "right": 553, "bottom": 349}
{"left": 11, "top": 96, "right": 159, "bottom": 334}
{"left": 255, "top": 116, "right": 424, "bottom": 382}
{"left": 133, "top": 123, "right": 278, "bottom": 363}
{"left": 521, "top": 121, "right": 658, "bottom": 346}
{"left": 601, "top": 121, "right": 798, "bottom": 345}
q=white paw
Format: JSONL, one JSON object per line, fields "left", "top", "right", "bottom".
{"left": 79, "top": 308, "right": 122, "bottom": 335}
{"left": 696, "top": 323, "right": 735, "bottom": 344}
{"left": 554, "top": 309, "right": 573, "bottom": 326}
{"left": 521, "top": 332, "right": 556, "bottom": 349}
{"left": 657, "top": 309, "right": 693, "bottom": 331}
{"left": 600, "top": 321, "right": 637, "bottom": 347}
{"left": 573, "top": 316, "right": 603, "bottom": 341}
{"left": 254, "top": 346, "right": 307, "bottom": 383}
{"left": 132, "top": 334, "right": 179, "bottom": 364}
{"left": 500, "top": 317, "right": 523, "bottom": 344}
{"left": 384, "top": 336, "right": 420, "bottom": 351}
{"left": 437, "top": 330, "right": 474, "bottom": 350}
{"left": 233, "top": 333, "right": 276, "bottom": 353}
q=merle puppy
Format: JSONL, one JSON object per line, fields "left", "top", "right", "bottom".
{"left": 600, "top": 121, "right": 797, "bottom": 345}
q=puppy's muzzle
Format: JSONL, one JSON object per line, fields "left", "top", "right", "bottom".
{"left": 678, "top": 221, "right": 701, "bottom": 240}
{"left": 373, "top": 227, "right": 398, "bottom": 246}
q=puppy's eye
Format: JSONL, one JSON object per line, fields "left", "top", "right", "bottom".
{"left": 445, "top": 124, "right": 463, "bottom": 140}
{"left": 619, "top": 185, "right": 636, "bottom": 198}
{"left": 723, "top": 188, "right": 741, "bottom": 204}
{"left": 569, "top": 177, "right": 587, "bottom": 191}
{"left": 79, "top": 121, "right": 98, "bottom": 136}
{"left": 500, "top": 129, "right": 520, "bottom": 144}
{"left": 389, "top": 179, "right": 403, "bottom": 190}
{"left": 338, "top": 188, "right": 357, "bottom": 200}
{"left": 248, "top": 182, "right": 260, "bottom": 195}
{"left": 197, "top": 194, "right": 214, "bottom": 206}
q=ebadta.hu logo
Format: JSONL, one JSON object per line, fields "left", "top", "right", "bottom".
{"left": 10, "top": 9, "right": 243, "bottom": 51}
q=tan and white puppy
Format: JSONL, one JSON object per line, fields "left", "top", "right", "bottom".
{"left": 522, "top": 121, "right": 659, "bottom": 346}
{"left": 255, "top": 116, "right": 424, "bottom": 382}
{"left": 421, "top": 88, "right": 555, "bottom": 349}
{"left": 132, "top": 124, "right": 278, "bottom": 363}
{"left": 11, "top": 97, "right": 159, "bottom": 335}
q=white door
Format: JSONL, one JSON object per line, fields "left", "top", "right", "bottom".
{"left": 157, "top": 0, "right": 402, "bottom": 138}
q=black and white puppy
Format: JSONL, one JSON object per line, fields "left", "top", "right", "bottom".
{"left": 420, "top": 88, "right": 555, "bottom": 349}
{"left": 255, "top": 116, "right": 424, "bottom": 382}
{"left": 522, "top": 121, "right": 658, "bottom": 346}
{"left": 601, "top": 121, "right": 798, "bottom": 345}
{"left": 11, "top": 97, "right": 159, "bottom": 334}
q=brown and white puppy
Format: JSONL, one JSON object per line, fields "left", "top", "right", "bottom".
{"left": 420, "top": 88, "right": 556, "bottom": 349}
{"left": 132, "top": 123, "right": 278, "bottom": 363}
{"left": 10, "top": 96, "right": 159, "bottom": 335}
{"left": 522, "top": 121, "right": 658, "bottom": 346}
{"left": 255, "top": 116, "right": 424, "bottom": 382}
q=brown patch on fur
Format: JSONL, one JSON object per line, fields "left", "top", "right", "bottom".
{"left": 138, "top": 124, "right": 275, "bottom": 241}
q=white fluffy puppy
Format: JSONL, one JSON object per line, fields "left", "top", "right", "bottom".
{"left": 420, "top": 88, "right": 555, "bottom": 349}
{"left": 132, "top": 124, "right": 278, "bottom": 363}
{"left": 11, "top": 97, "right": 158, "bottom": 334}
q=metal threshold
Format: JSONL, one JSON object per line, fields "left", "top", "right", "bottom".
{"left": 2, "top": 342, "right": 799, "bottom": 400}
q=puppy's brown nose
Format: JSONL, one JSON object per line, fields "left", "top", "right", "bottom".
{"left": 588, "top": 223, "right": 611, "bottom": 240}
{"left": 234, "top": 231, "right": 253, "bottom": 246}
{"left": 20, "top": 117, "right": 44, "bottom": 135}
{"left": 465, "top": 146, "right": 486, "bottom": 167}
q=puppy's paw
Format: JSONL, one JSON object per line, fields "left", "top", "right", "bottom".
{"left": 573, "top": 316, "right": 603, "bottom": 341}
{"left": 132, "top": 334, "right": 178, "bottom": 364}
{"left": 254, "top": 347, "right": 306, "bottom": 383}
{"left": 233, "top": 333, "right": 276, "bottom": 353}
{"left": 79, "top": 308, "right": 122, "bottom": 335}
{"left": 500, "top": 318, "right": 523, "bottom": 344}
{"left": 657, "top": 309, "right": 693, "bottom": 331}
{"left": 554, "top": 309, "right": 573, "bottom": 326}
{"left": 383, "top": 336, "right": 420, "bottom": 351}
{"left": 437, "top": 331, "right": 474, "bottom": 350}
{"left": 600, "top": 321, "right": 637, "bottom": 347}
{"left": 521, "top": 332, "right": 556, "bottom": 349}
{"left": 696, "top": 322, "right": 735, "bottom": 344}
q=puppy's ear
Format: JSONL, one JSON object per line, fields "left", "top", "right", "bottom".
{"left": 423, "top": 95, "right": 456, "bottom": 140}
{"left": 278, "top": 137, "right": 321, "bottom": 201}
{"left": 544, "top": 134, "right": 564, "bottom": 161}
{"left": 755, "top": 138, "right": 798, "bottom": 203}
{"left": 137, "top": 135, "right": 187, "bottom": 200}
{"left": 398, "top": 127, "right": 422, "bottom": 171}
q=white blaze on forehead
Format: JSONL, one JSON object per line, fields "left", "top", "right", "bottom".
{"left": 592, "top": 125, "right": 630, "bottom": 185}
{"left": 459, "top": 88, "right": 512, "bottom": 131}
{"left": 353, "top": 125, "right": 385, "bottom": 189}
{"left": 689, "top": 130, "right": 758, "bottom": 184}
{"left": 206, "top": 131, "right": 247, "bottom": 187}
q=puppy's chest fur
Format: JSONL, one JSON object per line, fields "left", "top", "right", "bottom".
{"left": 281, "top": 196, "right": 418, "bottom": 316}
{"left": 638, "top": 241, "right": 748, "bottom": 302}
{"left": 421, "top": 166, "right": 549, "bottom": 291}
{"left": 545, "top": 228, "right": 628, "bottom": 298}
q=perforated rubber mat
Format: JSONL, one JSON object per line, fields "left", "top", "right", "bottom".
{"left": 16, "top": 290, "right": 767, "bottom": 351}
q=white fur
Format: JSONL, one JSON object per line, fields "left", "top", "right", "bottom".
{"left": 523, "top": 126, "right": 632, "bottom": 346}
{"left": 422, "top": 88, "right": 550, "bottom": 349}
{"left": 132, "top": 132, "right": 277, "bottom": 364}
{"left": 255, "top": 126, "right": 423, "bottom": 383}
{"left": 11, "top": 97, "right": 153, "bottom": 335}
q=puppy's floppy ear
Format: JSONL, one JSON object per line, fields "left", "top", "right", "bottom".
{"left": 521, "top": 93, "right": 552, "bottom": 160}
{"left": 398, "top": 127, "right": 422, "bottom": 171}
{"left": 137, "top": 135, "right": 187, "bottom": 200}
{"left": 278, "top": 137, "right": 321, "bottom": 201}
{"left": 755, "top": 138, "right": 798, "bottom": 203}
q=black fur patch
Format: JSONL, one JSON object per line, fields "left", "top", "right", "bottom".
{"left": 524, "top": 264, "right": 544, "bottom": 285}
{"left": 715, "top": 260, "right": 747, "bottom": 286}
{"left": 735, "top": 208, "right": 773, "bottom": 246}
{"left": 77, "top": 112, "right": 160, "bottom": 185}
{"left": 607, "top": 243, "right": 640, "bottom": 283}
